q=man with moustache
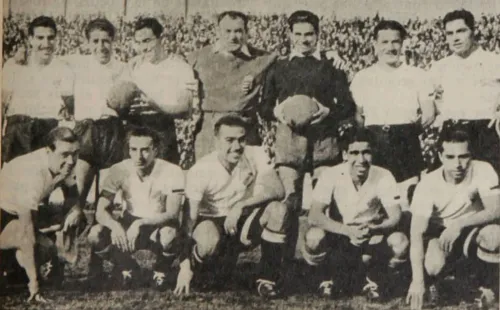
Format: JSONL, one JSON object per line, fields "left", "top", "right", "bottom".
{"left": 430, "top": 9, "right": 500, "bottom": 175}
{"left": 406, "top": 129, "right": 500, "bottom": 310}
{"left": 187, "top": 11, "right": 277, "bottom": 161}
{"left": 302, "top": 128, "right": 408, "bottom": 300}
{"left": 0, "top": 127, "right": 83, "bottom": 303}
{"left": 350, "top": 20, "right": 436, "bottom": 206}
{"left": 261, "top": 10, "right": 356, "bottom": 269}
{"left": 2, "top": 16, "right": 75, "bottom": 164}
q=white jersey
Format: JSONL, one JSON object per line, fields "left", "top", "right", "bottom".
{"left": 64, "top": 55, "right": 129, "bottom": 120}
{"left": 411, "top": 160, "right": 500, "bottom": 227}
{"left": 0, "top": 149, "right": 76, "bottom": 215}
{"left": 430, "top": 48, "right": 500, "bottom": 120}
{"left": 186, "top": 146, "right": 273, "bottom": 217}
{"left": 3, "top": 57, "right": 74, "bottom": 118}
{"left": 350, "top": 63, "right": 434, "bottom": 126}
{"left": 313, "top": 163, "right": 401, "bottom": 225}
{"left": 101, "top": 158, "right": 185, "bottom": 219}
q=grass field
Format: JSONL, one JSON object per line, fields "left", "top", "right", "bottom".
{"left": 0, "top": 214, "right": 498, "bottom": 310}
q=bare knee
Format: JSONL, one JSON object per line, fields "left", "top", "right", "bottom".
{"left": 304, "top": 227, "right": 326, "bottom": 253}
{"left": 193, "top": 221, "right": 220, "bottom": 259}
{"left": 158, "top": 226, "right": 178, "bottom": 251}
{"left": 87, "top": 225, "right": 107, "bottom": 248}
{"left": 476, "top": 225, "right": 500, "bottom": 263}
{"left": 387, "top": 232, "right": 409, "bottom": 259}
{"left": 262, "top": 201, "right": 288, "bottom": 232}
{"left": 424, "top": 239, "right": 446, "bottom": 276}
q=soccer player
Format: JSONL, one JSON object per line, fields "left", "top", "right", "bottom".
{"left": 430, "top": 9, "right": 500, "bottom": 175}
{"left": 128, "top": 17, "right": 196, "bottom": 166}
{"left": 261, "top": 10, "right": 356, "bottom": 268}
{"left": 302, "top": 128, "right": 408, "bottom": 300}
{"left": 184, "top": 115, "right": 288, "bottom": 298}
{"left": 187, "top": 11, "right": 277, "bottom": 161}
{"left": 87, "top": 127, "right": 189, "bottom": 291}
{"left": 350, "top": 20, "right": 436, "bottom": 204}
{"left": 2, "top": 16, "right": 75, "bottom": 164}
{"left": 406, "top": 129, "right": 500, "bottom": 310}
{"left": 0, "top": 127, "right": 83, "bottom": 302}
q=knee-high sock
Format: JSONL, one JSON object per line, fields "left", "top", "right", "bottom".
{"left": 260, "top": 227, "right": 286, "bottom": 284}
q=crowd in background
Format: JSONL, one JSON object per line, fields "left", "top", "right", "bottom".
{"left": 4, "top": 12, "right": 500, "bottom": 80}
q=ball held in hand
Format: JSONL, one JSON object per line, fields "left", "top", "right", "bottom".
{"left": 280, "top": 95, "right": 319, "bottom": 129}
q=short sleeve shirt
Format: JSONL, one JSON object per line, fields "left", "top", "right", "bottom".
{"left": 350, "top": 64, "right": 434, "bottom": 126}
{"left": 0, "top": 149, "right": 76, "bottom": 215}
{"left": 101, "top": 159, "right": 185, "bottom": 219}
{"left": 3, "top": 58, "right": 74, "bottom": 118}
{"left": 411, "top": 160, "right": 500, "bottom": 227}
{"left": 430, "top": 48, "right": 500, "bottom": 120}
{"left": 185, "top": 146, "right": 273, "bottom": 217}
{"left": 313, "top": 163, "right": 401, "bottom": 225}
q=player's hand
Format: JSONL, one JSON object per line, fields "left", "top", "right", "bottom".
{"left": 63, "top": 208, "right": 83, "bottom": 233}
{"left": 325, "top": 50, "right": 347, "bottom": 70}
{"left": 174, "top": 259, "right": 193, "bottom": 296}
{"left": 346, "top": 224, "right": 370, "bottom": 246}
{"left": 310, "top": 100, "right": 330, "bottom": 125}
{"left": 111, "top": 225, "right": 129, "bottom": 252}
{"left": 224, "top": 206, "right": 243, "bottom": 236}
{"left": 126, "top": 221, "right": 142, "bottom": 252}
{"left": 406, "top": 280, "right": 425, "bottom": 310}
{"left": 241, "top": 75, "right": 254, "bottom": 95}
{"left": 439, "top": 224, "right": 462, "bottom": 254}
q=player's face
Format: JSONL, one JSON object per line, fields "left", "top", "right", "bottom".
{"left": 218, "top": 16, "right": 247, "bottom": 52}
{"left": 375, "top": 29, "right": 402, "bottom": 65}
{"left": 439, "top": 141, "right": 472, "bottom": 183}
{"left": 48, "top": 140, "right": 80, "bottom": 177}
{"left": 291, "top": 22, "right": 318, "bottom": 55}
{"left": 445, "top": 19, "right": 474, "bottom": 56}
{"left": 216, "top": 125, "right": 247, "bottom": 165}
{"left": 88, "top": 29, "right": 113, "bottom": 65}
{"left": 344, "top": 141, "right": 373, "bottom": 180}
{"left": 29, "top": 27, "right": 56, "bottom": 62}
{"left": 134, "top": 28, "right": 161, "bottom": 63}
{"left": 129, "top": 136, "right": 157, "bottom": 171}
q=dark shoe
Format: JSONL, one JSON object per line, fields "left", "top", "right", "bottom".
{"left": 362, "top": 277, "right": 380, "bottom": 302}
{"left": 428, "top": 283, "right": 440, "bottom": 307}
{"left": 318, "top": 280, "right": 334, "bottom": 298}
{"left": 152, "top": 271, "right": 167, "bottom": 291}
{"left": 256, "top": 279, "right": 280, "bottom": 299}
{"left": 474, "top": 286, "right": 495, "bottom": 309}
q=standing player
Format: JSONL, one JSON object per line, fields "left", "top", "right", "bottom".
{"left": 87, "top": 127, "right": 189, "bottom": 292}
{"left": 261, "top": 10, "right": 356, "bottom": 268}
{"left": 128, "top": 17, "right": 197, "bottom": 166}
{"left": 406, "top": 129, "right": 500, "bottom": 310}
{"left": 184, "top": 115, "right": 288, "bottom": 298}
{"left": 187, "top": 11, "right": 277, "bottom": 161}
{"left": 430, "top": 9, "right": 500, "bottom": 174}
{"left": 2, "top": 16, "right": 75, "bottom": 164}
{"left": 0, "top": 127, "right": 83, "bottom": 302}
{"left": 302, "top": 128, "right": 408, "bottom": 300}
{"left": 350, "top": 20, "right": 436, "bottom": 205}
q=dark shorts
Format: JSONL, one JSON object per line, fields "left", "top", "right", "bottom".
{"left": 1, "top": 115, "right": 58, "bottom": 164}
{"left": 195, "top": 207, "right": 266, "bottom": 255}
{"left": 367, "top": 123, "right": 423, "bottom": 182}
{"left": 0, "top": 209, "right": 18, "bottom": 235}
{"left": 274, "top": 122, "right": 341, "bottom": 170}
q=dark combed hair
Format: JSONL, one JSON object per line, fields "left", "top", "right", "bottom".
{"left": 134, "top": 18, "right": 163, "bottom": 38}
{"left": 288, "top": 10, "right": 319, "bottom": 34}
{"left": 373, "top": 20, "right": 407, "bottom": 40}
{"left": 46, "top": 127, "right": 79, "bottom": 150}
{"left": 438, "top": 129, "right": 471, "bottom": 152}
{"left": 217, "top": 11, "right": 249, "bottom": 31}
{"left": 28, "top": 16, "right": 57, "bottom": 36}
{"left": 339, "top": 127, "right": 375, "bottom": 151}
{"left": 214, "top": 114, "right": 249, "bottom": 135}
{"left": 126, "top": 127, "right": 160, "bottom": 148}
{"left": 85, "top": 18, "right": 116, "bottom": 40}
{"left": 443, "top": 9, "right": 475, "bottom": 31}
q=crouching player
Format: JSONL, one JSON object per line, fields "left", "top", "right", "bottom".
{"left": 184, "top": 115, "right": 288, "bottom": 298}
{"left": 406, "top": 129, "right": 500, "bottom": 310}
{"left": 0, "top": 127, "right": 83, "bottom": 302}
{"left": 87, "top": 127, "right": 189, "bottom": 292}
{"left": 302, "top": 128, "right": 409, "bottom": 300}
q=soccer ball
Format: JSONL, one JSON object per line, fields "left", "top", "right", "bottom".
{"left": 107, "top": 80, "right": 141, "bottom": 115}
{"left": 280, "top": 95, "right": 319, "bottom": 129}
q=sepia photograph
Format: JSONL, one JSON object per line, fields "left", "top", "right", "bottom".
{"left": 0, "top": 0, "right": 499, "bottom": 309}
